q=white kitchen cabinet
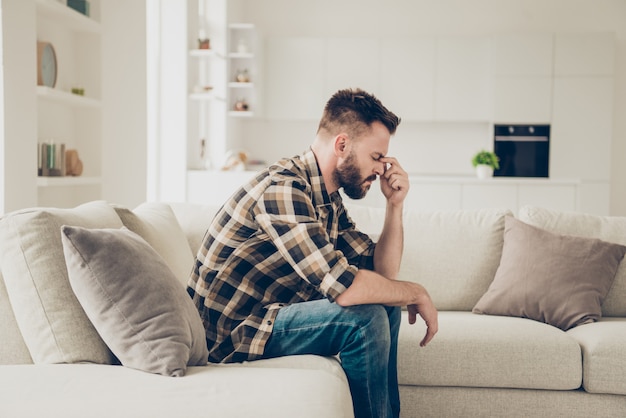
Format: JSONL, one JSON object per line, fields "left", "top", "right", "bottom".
{"left": 554, "top": 32, "right": 615, "bottom": 76}
{"left": 551, "top": 77, "right": 614, "bottom": 181}
{"left": 493, "top": 77, "right": 552, "bottom": 123}
{"left": 434, "top": 36, "right": 493, "bottom": 121}
{"left": 343, "top": 177, "right": 580, "bottom": 214}
{"left": 518, "top": 184, "right": 578, "bottom": 213}
{"left": 492, "top": 33, "right": 554, "bottom": 124}
{"left": 493, "top": 33, "right": 553, "bottom": 76}
{"left": 265, "top": 35, "right": 494, "bottom": 123}
{"left": 462, "top": 184, "right": 518, "bottom": 211}
{"left": 548, "top": 32, "right": 615, "bottom": 215}
{"left": 579, "top": 182, "right": 610, "bottom": 216}
{"left": 326, "top": 38, "right": 381, "bottom": 96}
{"left": 380, "top": 38, "right": 436, "bottom": 121}
{"left": 407, "top": 184, "right": 463, "bottom": 212}
{"left": 343, "top": 182, "right": 463, "bottom": 212}
{"left": 265, "top": 37, "right": 327, "bottom": 120}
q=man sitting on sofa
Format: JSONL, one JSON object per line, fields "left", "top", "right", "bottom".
{"left": 188, "top": 88, "right": 438, "bottom": 418}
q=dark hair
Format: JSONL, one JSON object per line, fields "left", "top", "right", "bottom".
{"left": 317, "top": 88, "right": 401, "bottom": 138}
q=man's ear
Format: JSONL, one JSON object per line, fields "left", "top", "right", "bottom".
{"left": 334, "top": 134, "right": 350, "bottom": 157}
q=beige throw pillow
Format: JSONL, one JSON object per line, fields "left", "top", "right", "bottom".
{"left": 0, "top": 201, "right": 122, "bottom": 364}
{"left": 473, "top": 216, "right": 626, "bottom": 331}
{"left": 61, "top": 225, "right": 208, "bottom": 377}
{"left": 113, "top": 203, "right": 194, "bottom": 287}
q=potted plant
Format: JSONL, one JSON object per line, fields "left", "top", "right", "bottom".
{"left": 471, "top": 150, "right": 500, "bottom": 179}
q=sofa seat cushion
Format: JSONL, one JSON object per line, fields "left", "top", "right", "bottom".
{"left": 0, "top": 356, "right": 353, "bottom": 418}
{"left": 398, "top": 311, "right": 582, "bottom": 390}
{"left": 567, "top": 318, "right": 626, "bottom": 395}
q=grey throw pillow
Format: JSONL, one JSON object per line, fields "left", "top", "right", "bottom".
{"left": 61, "top": 225, "right": 208, "bottom": 376}
{"left": 473, "top": 216, "right": 626, "bottom": 331}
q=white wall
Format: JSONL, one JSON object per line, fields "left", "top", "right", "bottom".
{"left": 0, "top": 0, "right": 38, "bottom": 213}
{"left": 101, "top": 0, "right": 149, "bottom": 207}
{"left": 236, "top": 0, "right": 626, "bottom": 215}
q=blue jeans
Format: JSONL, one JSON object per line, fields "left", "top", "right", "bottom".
{"left": 261, "top": 299, "right": 401, "bottom": 418}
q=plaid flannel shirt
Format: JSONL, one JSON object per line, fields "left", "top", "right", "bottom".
{"left": 188, "top": 149, "right": 376, "bottom": 363}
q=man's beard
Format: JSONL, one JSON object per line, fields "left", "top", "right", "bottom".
{"left": 333, "top": 152, "right": 377, "bottom": 200}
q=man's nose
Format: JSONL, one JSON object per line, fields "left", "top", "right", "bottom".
{"left": 374, "top": 161, "right": 385, "bottom": 175}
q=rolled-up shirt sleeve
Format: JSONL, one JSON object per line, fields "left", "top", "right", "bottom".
{"left": 336, "top": 205, "right": 376, "bottom": 271}
{"left": 254, "top": 179, "right": 360, "bottom": 302}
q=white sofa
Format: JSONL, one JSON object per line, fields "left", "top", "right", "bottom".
{"left": 1, "top": 200, "right": 625, "bottom": 417}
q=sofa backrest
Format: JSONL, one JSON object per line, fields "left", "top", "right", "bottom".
{"left": 172, "top": 202, "right": 510, "bottom": 311}
{"left": 168, "top": 202, "right": 221, "bottom": 256}
{"left": 345, "top": 204, "right": 511, "bottom": 310}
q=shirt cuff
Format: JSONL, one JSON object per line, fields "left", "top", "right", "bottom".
{"left": 319, "top": 257, "right": 358, "bottom": 303}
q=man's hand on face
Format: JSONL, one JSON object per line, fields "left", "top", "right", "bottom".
{"left": 379, "top": 157, "right": 409, "bottom": 205}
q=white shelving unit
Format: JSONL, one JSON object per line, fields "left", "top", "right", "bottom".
{"left": 186, "top": 0, "right": 228, "bottom": 172}
{"left": 36, "top": 176, "right": 102, "bottom": 187}
{"left": 35, "top": 0, "right": 101, "bottom": 34}
{"left": 36, "top": 86, "right": 101, "bottom": 108}
{"left": 184, "top": 0, "right": 259, "bottom": 180}
{"left": 227, "top": 23, "right": 256, "bottom": 118}
{"left": 35, "top": 0, "right": 103, "bottom": 208}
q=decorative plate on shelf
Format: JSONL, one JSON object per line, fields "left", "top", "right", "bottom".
{"left": 37, "top": 41, "right": 57, "bottom": 88}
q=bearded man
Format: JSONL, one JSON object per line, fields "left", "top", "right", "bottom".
{"left": 188, "top": 88, "right": 438, "bottom": 418}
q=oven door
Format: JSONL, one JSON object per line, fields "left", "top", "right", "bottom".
{"left": 494, "top": 125, "right": 550, "bottom": 178}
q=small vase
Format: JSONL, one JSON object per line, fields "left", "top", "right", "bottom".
{"left": 476, "top": 164, "right": 493, "bottom": 179}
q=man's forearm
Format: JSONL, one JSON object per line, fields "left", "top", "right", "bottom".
{"left": 373, "top": 202, "right": 404, "bottom": 280}
{"left": 335, "top": 269, "right": 426, "bottom": 307}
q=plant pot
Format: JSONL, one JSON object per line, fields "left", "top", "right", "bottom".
{"left": 476, "top": 164, "right": 494, "bottom": 179}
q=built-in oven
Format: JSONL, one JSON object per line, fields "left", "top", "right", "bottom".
{"left": 493, "top": 124, "right": 550, "bottom": 178}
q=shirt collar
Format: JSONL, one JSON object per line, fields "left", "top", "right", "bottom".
{"left": 301, "top": 148, "right": 341, "bottom": 209}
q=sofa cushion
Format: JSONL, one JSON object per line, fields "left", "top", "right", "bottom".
{"left": 113, "top": 203, "right": 194, "bottom": 287}
{"left": 0, "top": 358, "right": 353, "bottom": 418}
{"left": 0, "top": 273, "right": 33, "bottom": 365}
{"left": 566, "top": 318, "right": 626, "bottom": 395}
{"left": 519, "top": 206, "right": 626, "bottom": 317}
{"left": 61, "top": 225, "right": 209, "bottom": 377}
{"left": 473, "top": 216, "right": 626, "bottom": 331}
{"left": 347, "top": 205, "right": 511, "bottom": 311}
{"left": 0, "top": 201, "right": 121, "bottom": 364}
{"left": 398, "top": 311, "right": 582, "bottom": 390}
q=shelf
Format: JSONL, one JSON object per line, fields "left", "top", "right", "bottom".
{"left": 228, "top": 111, "right": 254, "bottom": 117}
{"left": 37, "top": 86, "right": 101, "bottom": 108}
{"left": 35, "top": 0, "right": 101, "bottom": 34}
{"left": 189, "top": 49, "right": 223, "bottom": 58}
{"left": 228, "top": 82, "right": 254, "bottom": 88}
{"left": 228, "top": 23, "right": 255, "bottom": 30}
{"left": 228, "top": 52, "right": 254, "bottom": 59}
{"left": 189, "top": 92, "right": 226, "bottom": 101}
{"left": 37, "top": 176, "right": 102, "bottom": 187}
